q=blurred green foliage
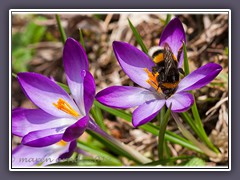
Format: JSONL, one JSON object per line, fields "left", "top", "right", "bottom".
{"left": 12, "top": 16, "right": 47, "bottom": 72}
{"left": 184, "top": 157, "right": 206, "bottom": 166}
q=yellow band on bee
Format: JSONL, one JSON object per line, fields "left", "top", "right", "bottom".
{"left": 161, "top": 82, "right": 179, "bottom": 89}
{"left": 173, "top": 55, "right": 178, "bottom": 61}
{"left": 153, "top": 53, "right": 164, "bottom": 63}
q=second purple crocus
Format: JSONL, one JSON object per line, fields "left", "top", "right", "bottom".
{"left": 96, "top": 18, "right": 222, "bottom": 127}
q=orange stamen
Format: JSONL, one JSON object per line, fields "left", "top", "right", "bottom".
{"left": 53, "top": 98, "right": 79, "bottom": 118}
{"left": 56, "top": 140, "right": 67, "bottom": 147}
{"left": 143, "top": 68, "right": 162, "bottom": 94}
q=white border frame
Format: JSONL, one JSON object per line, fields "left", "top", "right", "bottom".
{"left": 9, "top": 9, "right": 231, "bottom": 171}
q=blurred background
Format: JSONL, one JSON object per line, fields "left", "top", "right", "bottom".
{"left": 11, "top": 13, "right": 229, "bottom": 166}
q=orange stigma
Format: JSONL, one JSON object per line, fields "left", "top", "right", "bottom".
{"left": 53, "top": 98, "right": 79, "bottom": 118}
{"left": 56, "top": 140, "right": 67, "bottom": 147}
{"left": 144, "top": 68, "right": 162, "bottom": 94}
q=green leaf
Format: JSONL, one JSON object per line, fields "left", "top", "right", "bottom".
{"left": 56, "top": 81, "right": 70, "bottom": 93}
{"left": 90, "top": 105, "right": 107, "bottom": 131}
{"left": 183, "top": 42, "right": 190, "bottom": 76}
{"left": 77, "top": 141, "right": 122, "bottom": 166}
{"left": 12, "top": 73, "right": 17, "bottom": 78}
{"left": 184, "top": 157, "right": 206, "bottom": 166}
{"left": 224, "top": 47, "right": 228, "bottom": 56}
{"left": 79, "top": 29, "right": 86, "bottom": 50}
{"left": 165, "top": 14, "right": 172, "bottom": 26}
{"left": 55, "top": 14, "right": 67, "bottom": 44}
{"left": 191, "top": 101, "right": 219, "bottom": 153}
{"left": 12, "top": 48, "right": 33, "bottom": 72}
{"left": 128, "top": 18, "right": 148, "bottom": 54}
{"left": 181, "top": 112, "right": 202, "bottom": 139}
{"left": 20, "top": 17, "right": 47, "bottom": 45}
{"left": 12, "top": 16, "right": 47, "bottom": 72}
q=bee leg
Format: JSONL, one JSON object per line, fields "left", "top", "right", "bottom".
{"left": 177, "top": 43, "right": 184, "bottom": 62}
{"left": 152, "top": 66, "right": 158, "bottom": 75}
{"left": 178, "top": 68, "right": 185, "bottom": 76}
{"left": 157, "top": 81, "right": 162, "bottom": 91}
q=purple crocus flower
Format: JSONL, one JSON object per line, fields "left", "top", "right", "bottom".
{"left": 96, "top": 18, "right": 222, "bottom": 127}
{"left": 12, "top": 138, "right": 76, "bottom": 167}
{"left": 12, "top": 38, "right": 95, "bottom": 147}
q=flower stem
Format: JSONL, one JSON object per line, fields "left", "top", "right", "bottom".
{"left": 158, "top": 105, "right": 171, "bottom": 161}
{"left": 171, "top": 112, "right": 220, "bottom": 159}
{"left": 87, "top": 118, "right": 151, "bottom": 164}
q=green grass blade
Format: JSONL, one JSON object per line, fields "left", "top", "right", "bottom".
{"left": 90, "top": 105, "right": 107, "bottom": 131}
{"left": 12, "top": 73, "right": 17, "bottom": 78}
{"left": 165, "top": 14, "right": 172, "bottom": 26}
{"left": 77, "top": 141, "right": 122, "bottom": 166}
{"left": 191, "top": 100, "right": 219, "bottom": 153}
{"left": 183, "top": 42, "right": 190, "bottom": 75}
{"left": 181, "top": 112, "right": 202, "bottom": 138}
{"left": 79, "top": 28, "right": 86, "bottom": 50}
{"left": 56, "top": 81, "right": 70, "bottom": 93}
{"left": 128, "top": 18, "right": 148, "bottom": 54}
{"left": 55, "top": 14, "right": 67, "bottom": 44}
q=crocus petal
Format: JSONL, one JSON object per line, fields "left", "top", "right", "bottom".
{"left": 159, "top": 17, "right": 186, "bottom": 67}
{"left": 17, "top": 72, "right": 80, "bottom": 118}
{"left": 166, "top": 92, "right": 194, "bottom": 112}
{"left": 83, "top": 71, "right": 96, "bottom": 113}
{"left": 58, "top": 141, "right": 77, "bottom": 159}
{"left": 96, "top": 86, "right": 159, "bottom": 109}
{"left": 63, "top": 38, "right": 89, "bottom": 115}
{"left": 62, "top": 116, "right": 89, "bottom": 142}
{"left": 176, "top": 63, "right": 222, "bottom": 92}
{"left": 22, "top": 126, "right": 67, "bottom": 147}
{"left": 41, "top": 141, "right": 76, "bottom": 166}
{"left": 12, "top": 142, "right": 74, "bottom": 167}
{"left": 12, "top": 108, "right": 75, "bottom": 137}
{"left": 132, "top": 99, "right": 166, "bottom": 127}
{"left": 113, "top": 41, "right": 155, "bottom": 89}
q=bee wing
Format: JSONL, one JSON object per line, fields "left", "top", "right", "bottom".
{"left": 164, "top": 50, "right": 175, "bottom": 74}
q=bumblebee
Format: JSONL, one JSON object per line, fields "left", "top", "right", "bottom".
{"left": 148, "top": 43, "right": 184, "bottom": 97}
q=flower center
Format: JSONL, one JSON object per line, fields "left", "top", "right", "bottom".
{"left": 56, "top": 140, "right": 67, "bottom": 146}
{"left": 53, "top": 98, "right": 79, "bottom": 118}
{"left": 144, "top": 68, "right": 162, "bottom": 94}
